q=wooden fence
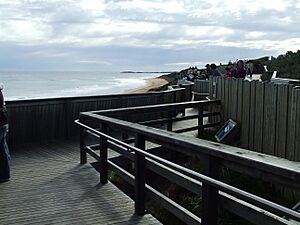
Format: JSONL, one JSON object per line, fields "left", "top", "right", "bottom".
{"left": 6, "top": 89, "right": 186, "bottom": 145}
{"left": 193, "top": 80, "right": 209, "bottom": 94}
{"left": 76, "top": 100, "right": 300, "bottom": 225}
{"left": 193, "top": 80, "right": 209, "bottom": 100}
{"left": 209, "top": 76, "right": 300, "bottom": 161}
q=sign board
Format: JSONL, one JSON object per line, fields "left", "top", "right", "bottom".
{"left": 215, "top": 119, "right": 239, "bottom": 144}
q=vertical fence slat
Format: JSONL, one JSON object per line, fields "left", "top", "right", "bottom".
{"left": 231, "top": 79, "right": 239, "bottom": 121}
{"left": 236, "top": 79, "right": 244, "bottom": 125}
{"left": 228, "top": 78, "right": 234, "bottom": 120}
{"left": 221, "top": 77, "right": 226, "bottom": 123}
{"left": 295, "top": 89, "right": 300, "bottom": 161}
{"left": 253, "top": 82, "right": 265, "bottom": 153}
{"left": 241, "top": 80, "right": 251, "bottom": 149}
{"left": 287, "top": 86, "right": 297, "bottom": 160}
{"left": 275, "top": 85, "right": 289, "bottom": 158}
{"left": 248, "top": 80, "right": 257, "bottom": 150}
{"left": 224, "top": 78, "right": 230, "bottom": 123}
{"left": 262, "top": 83, "right": 278, "bottom": 155}
{"left": 217, "top": 77, "right": 224, "bottom": 123}
{"left": 209, "top": 77, "right": 213, "bottom": 99}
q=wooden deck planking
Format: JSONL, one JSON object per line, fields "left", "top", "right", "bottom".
{"left": 0, "top": 140, "right": 161, "bottom": 225}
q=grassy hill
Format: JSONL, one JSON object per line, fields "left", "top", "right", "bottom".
{"left": 250, "top": 50, "right": 300, "bottom": 79}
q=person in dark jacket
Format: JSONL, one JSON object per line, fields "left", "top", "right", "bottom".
{"left": 234, "top": 60, "right": 246, "bottom": 79}
{"left": 0, "top": 85, "right": 10, "bottom": 182}
{"left": 210, "top": 64, "right": 222, "bottom": 77}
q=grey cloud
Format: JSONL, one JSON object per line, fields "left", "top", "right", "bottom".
{"left": 0, "top": 42, "right": 272, "bottom": 71}
{"left": 0, "top": 0, "right": 299, "bottom": 71}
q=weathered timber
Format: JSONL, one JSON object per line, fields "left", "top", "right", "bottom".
{"left": 263, "top": 82, "right": 277, "bottom": 155}
{"left": 295, "top": 90, "right": 300, "bottom": 161}
{"left": 134, "top": 134, "right": 146, "bottom": 216}
{"left": 275, "top": 84, "right": 289, "bottom": 158}
{"left": 209, "top": 77, "right": 300, "bottom": 161}
{"left": 248, "top": 80, "right": 257, "bottom": 150}
{"left": 241, "top": 81, "right": 251, "bottom": 149}
{"left": 0, "top": 140, "right": 161, "bottom": 225}
{"left": 81, "top": 112, "right": 300, "bottom": 189}
{"left": 201, "top": 156, "right": 220, "bottom": 225}
{"left": 76, "top": 99, "right": 300, "bottom": 225}
{"left": 253, "top": 81, "right": 265, "bottom": 153}
{"left": 6, "top": 89, "right": 185, "bottom": 145}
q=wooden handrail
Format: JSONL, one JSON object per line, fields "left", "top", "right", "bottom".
{"left": 79, "top": 112, "right": 300, "bottom": 189}
{"left": 89, "top": 99, "right": 220, "bottom": 115}
{"left": 75, "top": 99, "right": 300, "bottom": 224}
{"left": 75, "top": 118, "right": 300, "bottom": 224}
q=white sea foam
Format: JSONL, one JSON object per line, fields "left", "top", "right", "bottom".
{"left": 0, "top": 71, "right": 161, "bottom": 100}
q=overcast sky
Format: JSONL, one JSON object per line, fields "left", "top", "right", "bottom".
{"left": 0, "top": 0, "right": 299, "bottom": 71}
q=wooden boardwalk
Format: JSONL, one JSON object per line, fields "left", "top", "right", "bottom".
{"left": 0, "top": 140, "right": 161, "bottom": 225}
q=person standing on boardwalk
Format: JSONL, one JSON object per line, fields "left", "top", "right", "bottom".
{"left": 234, "top": 60, "right": 246, "bottom": 79}
{"left": 205, "top": 64, "right": 212, "bottom": 78}
{"left": 0, "top": 84, "right": 10, "bottom": 182}
{"left": 210, "top": 64, "right": 222, "bottom": 77}
{"left": 224, "top": 67, "right": 232, "bottom": 77}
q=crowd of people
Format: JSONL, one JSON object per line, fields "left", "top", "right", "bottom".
{"left": 181, "top": 60, "right": 253, "bottom": 82}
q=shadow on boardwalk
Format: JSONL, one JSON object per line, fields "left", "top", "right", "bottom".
{"left": 0, "top": 140, "right": 161, "bottom": 225}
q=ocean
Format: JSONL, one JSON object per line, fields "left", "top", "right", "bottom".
{"left": 0, "top": 71, "right": 164, "bottom": 100}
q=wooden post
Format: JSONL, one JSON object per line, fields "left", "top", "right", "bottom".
{"left": 201, "top": 156, "right": 220, "bottom": 225}
{"left": 100, "top": 123, "right": 108, "bottom": 184}
{"left": 122, "top": 132, "right": 129, "bottom": 141}
{"left": 134, "top": 134, "right": 146, "bottom": 216}
{"left": 198, "top": 105, "right": 204, "bottom": 137}
{"left": 79, "top": 118, "right": 87, "bottom": 165}
{"left": 167, "top": 109, "right": 173, "bottom": 131}
{"left": 173, "top": 90, "right": 177, "bottom": 103}
{"left": 181, "top": 89, "right": 186, "bottom": 116}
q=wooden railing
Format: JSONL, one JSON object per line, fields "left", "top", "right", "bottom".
{"left": 75, "top": 100, "right": 300, "bottom": 225}
{"left": 90, "top": 100, "right": 221, "bottom": 133}
{"left": 6, "top": 88, "right": 186, "bottom": 145}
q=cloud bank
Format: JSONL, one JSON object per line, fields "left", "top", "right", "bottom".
{"left": 0, "top": 0, "right": 299, "bottom": 71}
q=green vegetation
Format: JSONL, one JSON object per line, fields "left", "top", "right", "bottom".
{"left": 267, "top": 50, "right": 300, "bottom": 79}
{"left": 250, "top": 50, "right": 300, "bottom": 80}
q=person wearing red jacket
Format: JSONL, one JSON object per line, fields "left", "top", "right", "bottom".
{"left": 234, "top": 60, "right": 246, "bottom": 79}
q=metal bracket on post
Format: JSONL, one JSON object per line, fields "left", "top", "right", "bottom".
{"left": 100, "top": 123, "right": 108, "bottom": 184}
{"left": 134, "top": 133, "right": 146, "bottom": 216}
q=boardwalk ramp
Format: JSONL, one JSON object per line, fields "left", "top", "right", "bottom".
{"left": 0, "top": 140, "right": 161, "bottom": 225}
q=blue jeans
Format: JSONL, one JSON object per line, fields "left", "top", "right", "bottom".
{"left": 0, "top": 124, "right": 10, "bottom": 180}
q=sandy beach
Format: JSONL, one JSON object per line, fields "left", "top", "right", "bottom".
{"left": 125, "top": 77, "right": 169, "bottom": 94}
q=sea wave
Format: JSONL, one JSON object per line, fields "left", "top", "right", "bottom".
{"left": 4, "top": 74, "right": 150, "bottom": 100}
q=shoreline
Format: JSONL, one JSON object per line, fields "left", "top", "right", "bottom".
{"left": 124, "top": 77, "right": 169, "bottom": 94}
{"left": 5, "top": 77, "right": 170, "bottom": 101}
